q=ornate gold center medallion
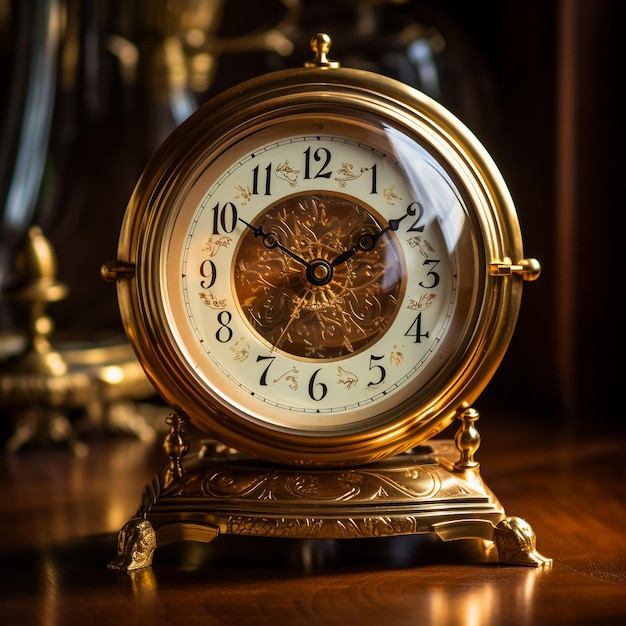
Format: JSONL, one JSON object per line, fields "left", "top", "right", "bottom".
{"left": 234, "top": 192, "right": 405, "bottom": 359}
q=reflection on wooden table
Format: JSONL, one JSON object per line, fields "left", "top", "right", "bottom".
{"left": 0, "top": 405, "right": 625, "bottom": 626}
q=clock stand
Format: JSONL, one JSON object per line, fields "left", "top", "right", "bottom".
{"left": 102, "top": 33, "right": 550, "bottom": 574}
{"left": 108, "top": 407, "right": 551, "bottom": 571}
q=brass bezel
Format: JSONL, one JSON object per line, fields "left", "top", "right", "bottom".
{"left": 114, "top": 65, "right": 525, "bottom": 466}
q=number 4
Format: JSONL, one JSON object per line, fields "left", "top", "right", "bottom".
{"left": 405, "top": 313, "right": 429, "bottom": 343}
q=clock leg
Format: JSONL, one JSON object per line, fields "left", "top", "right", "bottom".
{"left": 451, "top": 408, "right": 551, "bottom": 567}
{"left": 494, "top": 516, "right": 552, "bottom": 567}
{"left": 108, "top": 518, "right": 157, "bottom": 571}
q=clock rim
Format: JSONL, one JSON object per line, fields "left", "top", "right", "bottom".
{"left": 114, "top": 66, "right": 525, "bottom": 466}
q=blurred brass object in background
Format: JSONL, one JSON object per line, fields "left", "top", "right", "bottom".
{"left": 0, "top": 227, "right": 157, "bottom": 453}
{"left": 5, "top": 226, "right": 69, "bottom": 377}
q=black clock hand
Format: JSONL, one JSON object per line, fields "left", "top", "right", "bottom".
{"left": 239, "top": 218, "right": 311, "bottom": 269}
{"left": 331, "top": 212, "right": 409, "bottom": 268}
{"left": 241, "top": 217, "right": 337, "bottom": 287}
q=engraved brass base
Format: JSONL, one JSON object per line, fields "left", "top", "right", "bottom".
{"left": 108, "top": 410, "right": 551, "bottom": 571}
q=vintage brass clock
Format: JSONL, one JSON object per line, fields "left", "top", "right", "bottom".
{"left": 103, "top": 34, "right": 549, "bottom": 571}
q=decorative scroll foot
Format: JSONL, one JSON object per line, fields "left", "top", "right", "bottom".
{"left": 494, "top": 516, "right": 552, "bottom": 567}
{"left": 108, "top": 518, "right": 220, "bottom": 572}
{"left": 108, "top": 518, "right": 157, "bottom": 571}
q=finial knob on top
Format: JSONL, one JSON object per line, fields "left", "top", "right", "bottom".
{"left": 305, "top": 33, "right": 340, "bottom": 69}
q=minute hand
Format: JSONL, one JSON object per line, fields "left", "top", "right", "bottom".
{"left": 239, "top": 218, "right": 311, "bottom": 269}
{"left": 331, "top": 213, "right": 409, "bottom": 268}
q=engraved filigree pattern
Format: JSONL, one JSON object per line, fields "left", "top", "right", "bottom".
{"left": 408, "top": 293, "right": 436, "bottom": 311}
{"left": 235, "top": 184, "right": 252, "bottom": 205}
{"left": 334, "top": 162, "right": 368, "bottom": 187}
{"left": 337, "top": 365, "right": 358, "bottom": 389}
{"left": 234, "top": 193, "right": 405, "bottom": 358}
{"left": 199, "top": 291, "right": 227, "bottom": 309}
{"left": 383, "top": 185, "right": 402, "bottom": 205}
{"left": 201, "top": 236, "right": 232, "bottom": 256}
{"left": 229, "top": 338, "right": 250, "bottom": 362}
{"left": 202, "top": 464, "right": 441, "bottom": 502}
{"left": 275, "top": 161, "right": 300, "bottom": 186}
{"left": 225, "top": 515, "right": 424, "bottom": 538}
{"left": 390, "top": 344, "right": 404, "bottom": 366}
{"left": 407, "top": 235, "right": 435, "bottom": 257}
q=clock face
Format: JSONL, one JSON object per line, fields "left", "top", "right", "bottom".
{"left": 161, "top": 115, "right": 478, "bottom": 436}
{"left": 116, "top": 66, "right": 525, "bottom": 465}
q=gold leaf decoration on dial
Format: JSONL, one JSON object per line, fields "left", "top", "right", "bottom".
{"left": 234, "top": 192, "right": 406, "bottom": 359}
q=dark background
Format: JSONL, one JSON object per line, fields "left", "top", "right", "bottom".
{"left": 1, "top": 0, "right": 621, "bottom": 435}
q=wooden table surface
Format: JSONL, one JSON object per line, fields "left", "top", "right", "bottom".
{"left": 1, "top": 405, "right": 625, "bottom": 626}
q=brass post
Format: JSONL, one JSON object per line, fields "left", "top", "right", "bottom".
{"left": 163, "top": 411, "right": 189, "bottom": 486}
{"left": 454, "top": 407, "right": 481, "bottom": 471}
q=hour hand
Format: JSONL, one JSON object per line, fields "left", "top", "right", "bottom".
{"left": 331, "top": 230, "right": 385, "bottom": 267}
{"left": 331, "top": 213, "right": 408, "bottom": 268}
{"left": 239, "top": 218, "right": 311, "bottom": 268}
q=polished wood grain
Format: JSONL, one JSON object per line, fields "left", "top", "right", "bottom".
{"left": 1, "top": 406, "right": 625, "bottom": 626}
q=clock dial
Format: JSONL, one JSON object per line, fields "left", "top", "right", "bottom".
{"left": 109, "top": 61, "right": 528, "bottom": 465}
{"left": 162, "top": 118, "right": 479, "bottom": 434}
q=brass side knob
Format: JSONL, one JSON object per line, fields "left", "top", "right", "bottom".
{"left": 101, "top": 260, "right": 136, "bottom": 282}
{"left": 490, "top": 258, "right": 541, "bottom": 281}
